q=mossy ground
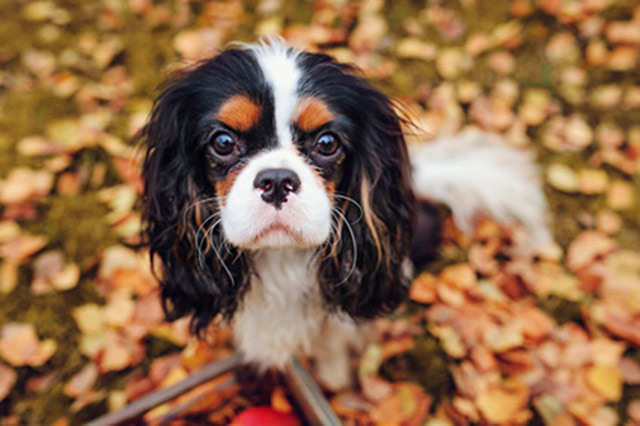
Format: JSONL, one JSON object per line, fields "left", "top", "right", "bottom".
{"left": 1, "top": 0, "right": 639, "bottom": 423}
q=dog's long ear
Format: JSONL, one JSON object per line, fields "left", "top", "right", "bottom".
{"left": 318, "top": 82, "right": 416, "bottom": 319}
{"left": 141, "top": 72, "right": 249, "bottom": 335}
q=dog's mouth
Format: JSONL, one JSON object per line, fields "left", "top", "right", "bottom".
{"left": 249, "top": 222, "right": 305, "bottom": 247}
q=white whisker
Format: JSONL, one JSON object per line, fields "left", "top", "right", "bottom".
{"left": 331, "top": 194, "right": 363, "bottom": 223}
{"left": 331, "top": 207, "right": 358, "bottom": 285}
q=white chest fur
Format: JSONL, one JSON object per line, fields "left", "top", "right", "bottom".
{"left": 232, "top": 248, "right": 326, "bottom": 369}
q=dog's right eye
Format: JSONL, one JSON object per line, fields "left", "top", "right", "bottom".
{"left": 210, "top": 131, "right": 236, "bottom": 156}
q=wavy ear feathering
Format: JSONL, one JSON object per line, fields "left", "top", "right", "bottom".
{"left": 306, "top": 55, "right": 416, "bottom": 319}
{"left": 140, "top": 52, "right": 261, "bottom": 335}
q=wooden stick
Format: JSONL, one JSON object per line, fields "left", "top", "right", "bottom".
{"left": 153, "top": 376, "right": 238, "bottom": 424}
{"left": 284, "top": 358, "right": 342, "bottom": 426}
{"left": 86, "top": 353, "right": 243, "bottom": 426}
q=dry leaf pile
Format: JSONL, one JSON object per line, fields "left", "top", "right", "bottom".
{"left": 0, "top": 0, "right": 639, "bottom": 424}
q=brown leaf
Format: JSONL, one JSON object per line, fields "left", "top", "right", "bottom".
{"left": 64, "top": 363, "right": 99, "bottom": 398}
{"left": 0, "top": 323, "right": 56, "bottom": 367}
{"left": 125, "top": 373, "right": 154, "bottom": 402}
{"left": 103, "top": 292, "right": 135, "bottom": 328}
{"left": 0, "top": 168, "right": 53, "bottom": 204}
{"left": 0, "top": 362, "right": 16, "bottom": 402}
{"left": 547, "top": 163, "right": 579, "bottom": 193}
{"left": 0, "top": 235, "right": 48, "bottom": 264}
{"left": 98, "top": 330, "right": 144, "bottom": 372}
{"left": 56, "top": 172, "right": 82, "bottom": 195}
{"left": 0, "top": 262, "right": 18, "bottom": 294}
{"left": 409, "top": 272, "right": 437, "bottom": 304}
{"left": 26, "top": 372, "right": 57, "bottom": 393}
{"left": 606, "top": 180, "right": 634, "bottom": 210}
{"left": 629, "top": 400, "right": 640, "bottom": 423}
{"left": 606, "top": 20, "right": 640, "bottom": 44}
{"left": 271, "top": 387, "right": 293, "bottom": 413}
{"left": 31, "top": 251, "right": 80, "bottom": 294}
{"left": 370, "top": 394, "right": 408, "bottom": 424}
{"left": 476, "top": 380, "right": 529, "bottom": 423}
{"left": 484, "top": 325, "right": 524, "bottom": 353}
{"left": 596, "top": 211, "right": 622, "bottom": 235}
{"left": 586, "top": 366, "right": 622, "bottom": 401}
{"left": 619, "top": 358, "right": 640, "bottom": 384}
{"left": 439, "top": 263, "right": 477, "bottom": 290}
{"left": 17, "top": 136, "right": 65, "bottom": 156}
{"left": 566, "top": 231, "right": 617, "bottom": 272}
{"left": 360, "top": 375, "right": 393, "bottom": 403}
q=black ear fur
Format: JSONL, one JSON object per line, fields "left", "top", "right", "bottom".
{"left": 317, "top": 79, "right": 416, "bottom": 319}
{"left": 141, "top": 64, "right": 250, "bottom": 335}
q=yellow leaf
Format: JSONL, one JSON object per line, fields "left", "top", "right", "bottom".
{"left": 586, "top": 366, "right": 622, "bottom": 401}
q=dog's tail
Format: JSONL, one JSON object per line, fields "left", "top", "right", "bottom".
{"left": 409, "top": 131, "right": 551, "bottom": 245}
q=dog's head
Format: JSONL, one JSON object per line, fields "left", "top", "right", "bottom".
{"left": 142, "top": 39, "right": 416, "bottom": 333}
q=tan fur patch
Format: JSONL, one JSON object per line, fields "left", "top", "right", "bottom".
{"left": 215, "top": 168, "right": 240, "bottom": 206}
{"left": 217, "top": 95, "right": 262, "bottom": 131}
{"left": 294, "top": 97, "right": 335, "bottom": 131}
{"left": 360, "top": 177, "right": 387, "bottom": 272}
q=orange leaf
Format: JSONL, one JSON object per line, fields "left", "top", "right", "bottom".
{"left": 0, "top": 323, "right": 56, "bottom": 367}
{"left": 0, "top": 362, "right": 16, "bottom": 402}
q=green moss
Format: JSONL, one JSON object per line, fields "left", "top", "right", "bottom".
{"left": 28, "top": 193, "right": 119, "bottom": 266}
{"left": 538, "top": 295, "right": 583, "bottom": 325}
{"left": 381, "top": 334, "right": 454, "bottom": 405}
{"left": 0, "top": 86, "right": 78, "bottom": 140}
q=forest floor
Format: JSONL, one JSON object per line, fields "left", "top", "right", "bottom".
{"left": 1, "top": 0, "right": 640, "bottom": 424}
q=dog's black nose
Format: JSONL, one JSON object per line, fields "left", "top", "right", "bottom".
{"left": 253, "top": 168, "right": 301, "bottom": 209}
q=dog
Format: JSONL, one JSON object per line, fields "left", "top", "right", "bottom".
{"left": 141, "top": 38, "right": 549, "bottom": 389}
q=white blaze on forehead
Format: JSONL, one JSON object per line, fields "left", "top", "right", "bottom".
{"left": 250, "top": 40, "right": 301, "bottom": 147}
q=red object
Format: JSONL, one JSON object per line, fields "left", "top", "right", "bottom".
{"left": 231, "top": 406, "right": 301, "bottom": 426}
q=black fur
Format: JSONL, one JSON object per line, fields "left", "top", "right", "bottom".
{"left": 141, "top": 50, "right": 270, "bottom": 334}
{"left": 142, "top": 46, "right": 418, "bottom": 334}
{"left": 298, "top": 52, "right": 416, "bottom": 318}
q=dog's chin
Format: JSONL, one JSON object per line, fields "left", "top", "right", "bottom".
{"left": 227, "top": 223, "right": 330, "bottom": 250}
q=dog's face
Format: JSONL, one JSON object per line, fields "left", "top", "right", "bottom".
{"left": 212, "top": 45, "right": 342, "bottom": 250}
{"left": 142, "top": 40, "right": 416, "bottom": 332}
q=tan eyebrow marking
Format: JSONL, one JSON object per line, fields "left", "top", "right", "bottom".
{"left": 216, "top": 95, "right": 262, "bottom": 131}
{"left": 294, "top": 97, "right": 335, "bottom": 131}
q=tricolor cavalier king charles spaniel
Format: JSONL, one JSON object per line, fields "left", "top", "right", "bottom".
{"left": 142, "top": 39, "right": 549, "bottom": 389}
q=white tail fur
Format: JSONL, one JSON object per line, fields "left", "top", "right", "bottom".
{"left": 409, "top": 131, "right": 551, "bottom": 245}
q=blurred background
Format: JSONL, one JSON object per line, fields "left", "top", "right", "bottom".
{"left": 1, "top": 0, "right": 639, "bottom": 424}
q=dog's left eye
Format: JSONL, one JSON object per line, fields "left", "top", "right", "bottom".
{"left": 315, "top": 133, "right": 340, "bottom": 156}
{"left": 210, "top": 131, "right": 236, "bottom": 156}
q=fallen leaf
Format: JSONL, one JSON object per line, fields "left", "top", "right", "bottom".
{"left": 547, "top": 163, "right": 579, "bottom": 193}
{"left": 370, "top": 394, "right": 409, "bottom": 424}
{"left": 440, "top": 263, "right": 477, "bottom": 290}
{"left": 0, "top": 235, "right": 48, "bottom": 264}
{"left": 566, "top": 231, "right": 617, "bottom": 272}
{"left": 358, "top": 344, "right": 383, "bottom": 377}
{"left": 360, "top": 375, "right": 393, "bottom": 403}
{"left": 578, "top": 169, "right": 608, "bottom": 194}
{"left": 0, "top": 262, "right": 18, "bottom": 294}
{"left": 0, "top": 363, "right": 16, "bottom": 402}
{"left": 629, "top": 400, "right": 640, "bottom": 423}
{"left": 64, "top": 363, "right": 98, "bottom": 398}
{"left": 484, "top": 325, "right": 524, "bottom": 352}
{"left": 606, "top": 180, "right": 634, "bottom": 210}
{"left": 0, "top": 323, "right": 57, "bottom": 367}
{"left": 619, "top": 358, "right": 640, "bottom": 384}
{"left": 586, "top": 366, "right": 622, "bottom": 401}
{"left": 25, "top": 372, "right": 57, "bottom": 393}
{"left": 0, "top": 168, "right": 54, "bottom": 204}
{"left": 409, "top": 272, "right": 437, "bottom": 304}
{"left": 476, "top": 381, "right": 529, "bottom": 423}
